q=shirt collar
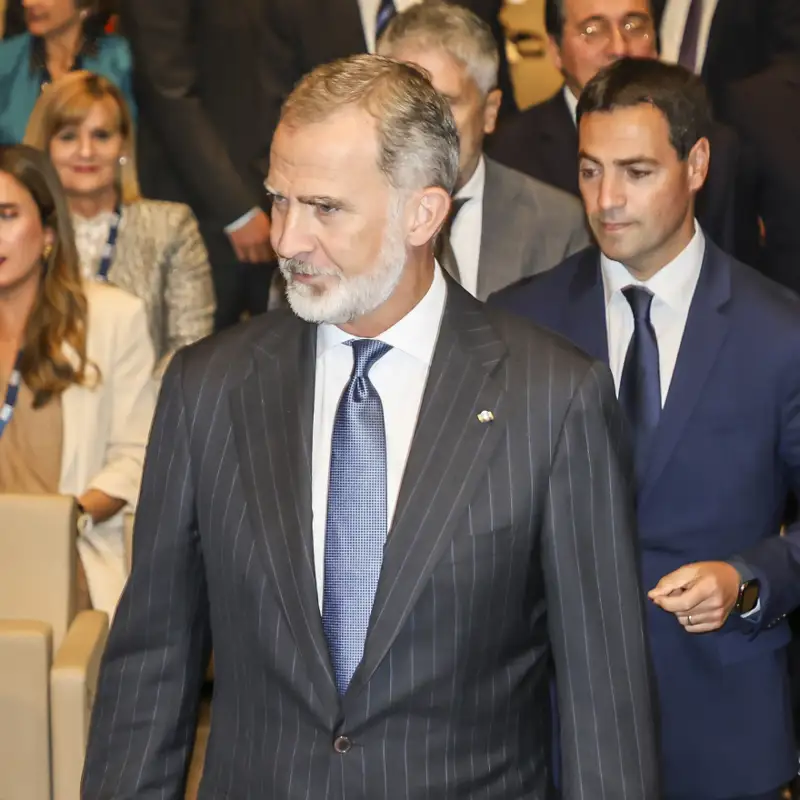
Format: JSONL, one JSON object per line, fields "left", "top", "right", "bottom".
{"left": 317, "top": 263, "right": 447, "bottom": 365}
{"left": 454, "top": 155, "right": 486, "bottom": 203}
{"left": 600, "top": 221, "right": 706, "bottom": 312}
{"left": 563, "top": 85, "right": 579, "bottom": 126}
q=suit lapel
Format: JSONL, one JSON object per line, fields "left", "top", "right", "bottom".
{"left": 58, "top": 342, "right": 84, "bottom": 488}
{"left": 347, "top": 283, "right": 509, "bottom": 695}
{"left": 476, "top": 158, "right": 524, "bottom": 300}
{"left": 561, "top": 250, "right": 609, "bottom": 364}
{"left": 540, "top": 92, "right": 580, "bottom": 196}
{"left": 639, "top": 243, "right": 731, "bottom": 499}
{"left": 229, "top": 314, "right": 340, "bottom": 720}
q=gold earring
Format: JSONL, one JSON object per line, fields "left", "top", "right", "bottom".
{"left": 42, "top": 244, "right": 53, "bottom": 261}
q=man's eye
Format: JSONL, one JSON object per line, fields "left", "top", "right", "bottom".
{"left": 316, "top": 204, "right": 337, "bottom": 215}
{"left": 628, "top": 169, "right": 652, "bottom": 180}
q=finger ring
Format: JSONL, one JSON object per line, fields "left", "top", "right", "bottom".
{"left": 687, "top": 615, "right": 693, "bottom": 626}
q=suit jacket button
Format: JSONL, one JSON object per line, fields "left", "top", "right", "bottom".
{"left": 333, "top": 735, "right": 352, "bottom": 754}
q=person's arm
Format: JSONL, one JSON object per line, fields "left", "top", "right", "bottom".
{"left": 159, "top": 205, "right": 215, "bottom": 376}
{"left": 542, "top": 362, "right": 659, "bottom": 799}
{"left": 85, "top": 298, "right": 157, "bottom": 514}
{"left": 650, "top": 339, "right": 800, "bottom": 635}
{"left": 81, "top": 352, "right": 211, "bottom": 798}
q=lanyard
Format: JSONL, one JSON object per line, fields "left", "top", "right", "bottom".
{"left": 95, "top": 206, "right": 122, "bottom": 282}
{"left": 0, "top": 351, "right": 23, "bottom": 440}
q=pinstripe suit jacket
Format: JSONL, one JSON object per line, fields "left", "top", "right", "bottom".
{"left": 81, "top": 281, "right": 659, "bottom": 799}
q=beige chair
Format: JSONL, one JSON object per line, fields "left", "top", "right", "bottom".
{"left": 0, "top": 494, "right": 109, "bottom": 800}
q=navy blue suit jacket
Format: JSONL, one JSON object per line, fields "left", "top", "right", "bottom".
{"left": 491, "top": 240, "right": 800, "bottom": 797}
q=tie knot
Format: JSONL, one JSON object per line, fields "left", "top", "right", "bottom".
{"left": 347, "top": 339, "right": 392, "bottom": 378}
{"left": 622, "top": 285, "right": 655, "bottom": 322}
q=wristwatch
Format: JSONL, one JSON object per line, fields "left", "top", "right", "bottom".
{"left": 734, "top": 578, "right": 760, "bottom": 615}
{"left": 76, "top": 502, "right": 93, "bottom": 537}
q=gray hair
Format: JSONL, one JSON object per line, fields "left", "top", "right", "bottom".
{"left": 377, "top": 2, "right": 499, "bottom": 97}
{"left": 279, "top": 54, "right": 459, "bottom": 195}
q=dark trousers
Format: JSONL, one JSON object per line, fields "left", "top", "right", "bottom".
{"left": 210, "top": 257, "right": 275, "bottom": 332}
{"left": 668, "top": 793, "right": 784, "bottom": 800}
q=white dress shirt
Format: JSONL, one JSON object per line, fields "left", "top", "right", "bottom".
{"left": 600, "top": 223, "right": 705, "bottom": 406}
{"left": 311, "top": 265, "right": 447, "bottom": 608}
{"left": 450, "top": 156, "right": 486, "bottom": 298}
{"left": 358, "top": 0, "right": 422, "bottom": 52}
{"left": 659, "top": 0, "right": 720, "bottom": 73}
{"left": 563, "top": 84, "right": 579, "bottom": 125}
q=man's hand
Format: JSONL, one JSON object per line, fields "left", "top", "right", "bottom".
{"left": 648, "top": 561, "right": 741, "bottom": 633}
{"left": 227, "top": 210, "right": 273, "bottom": 263}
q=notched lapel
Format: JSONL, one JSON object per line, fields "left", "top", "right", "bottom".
{"left": 229, "top": 314, "right": 339, "bottom": 719}
{"left": 563, "top": 251, "right": 609, "bottom": 364}
{"left": 348, "top": 284, "right": 509, "bottom": 696}
{"left": 640, "top": 246, "right": 731, "bottom": 498}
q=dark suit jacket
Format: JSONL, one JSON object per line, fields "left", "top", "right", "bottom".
{"left": 652, "top": 0, "right": 800, "bottom": 119}
{"left": 724, "top": 60, "right": 800, "bottom": 296}
{"left": 472, "top": 156, "right": 589, "bottom": 299}
{"left": 487, "top": 88, "right": 760, "bottom": 266}
{"left": 491, "top": 242, "right": 800, "bottom": 797}
{"left": 119, "top": 0, "right": 288, "bottom": 267}
{"left": 120, "top": 0, "right": 515, "bottom": 268}
{"left": 267, "top": 0, "right": 517, "bottom": 119}
{"left": 81, "top": 282, "right": 658, "bottom": 799}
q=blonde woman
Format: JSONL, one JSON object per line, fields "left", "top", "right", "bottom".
{"left": 0, "top": 144, "right": 156, "bottom": 616}
{"left": 25, "top": 70, "right": 214, "bottom": 374}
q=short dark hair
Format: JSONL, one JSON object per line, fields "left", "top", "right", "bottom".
{"left": 544, "top": 0, "right": 565, "bottom": 42}
{"left": 576, "top": 58, "right": 711, "bottom": 160}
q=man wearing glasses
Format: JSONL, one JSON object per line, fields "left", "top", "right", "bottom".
{"left": 487, "top": 0, "right": 758, "bottom": 265}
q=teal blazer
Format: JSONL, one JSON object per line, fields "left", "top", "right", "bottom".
{"left": 0, "top": 33, "right": 135, "bottom": 145}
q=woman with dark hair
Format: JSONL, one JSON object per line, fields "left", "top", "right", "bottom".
{"left": 0, "top": 144, "right": 156, "bottom": 617}
{"left": 0, "top": 0, "right": 132, "bottom": 144}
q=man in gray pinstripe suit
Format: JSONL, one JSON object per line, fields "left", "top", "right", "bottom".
{"left": 82, "top": 55, "right": 659, "bottom": 799}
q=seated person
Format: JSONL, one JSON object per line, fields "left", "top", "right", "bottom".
{"left": 25, "top": 71, "right": 214, "bottom": 373}
{"left": 0, "top": 0, "right": 132, "bottom": 144}
{"left": 0, "top": 144, "right": 156, "bottom": 617}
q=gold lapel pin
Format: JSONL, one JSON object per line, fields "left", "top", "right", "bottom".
{"left": 477, "top": 410, "right": 494, "bottom": 424}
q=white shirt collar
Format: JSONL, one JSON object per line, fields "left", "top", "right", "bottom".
{"left": 455, "top": 155, "right": 486, "bottom": 203}
{"left": 600, "top": 221, "right": 706, "bottom": 312}
{"left": 563, "top": 85, "right": 579, "bottom": 126}
{"left": 317, "top": 263, "right": 447, "bottom": 365}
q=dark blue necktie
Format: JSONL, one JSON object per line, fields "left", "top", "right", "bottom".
{"left": 677, "top": 0, "right": 704, "bottom": 72}
{"left": 375, "top": 0, "right": 397, "bottom": 41}
{"left": 619, "top": 287, "right": 661, "bottom": 460}
{"left": 322, "top": 338, "right": 392, "bottom": 694}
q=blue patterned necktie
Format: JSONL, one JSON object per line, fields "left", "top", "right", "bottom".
{"left": 619, "top": 286, "right": 661, "bottom": 463}
{"left": 375, "top": 0, "right": 397, "bottom": 42}
{"left": 322, "top": 338, "right": 392, "bottom": 694}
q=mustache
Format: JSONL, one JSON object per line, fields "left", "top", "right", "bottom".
{"left": 278, "top": 258, "right": 341, "bottom": 279}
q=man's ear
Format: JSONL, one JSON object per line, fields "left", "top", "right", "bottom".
{"left": 686, "top": 137, "right": 710, "bottom": 194}
{"left": 405, "top": 186, "right": 451, "bottom": 248}
{"left": 483, "top": 88, "right": 503, "bottom": 136}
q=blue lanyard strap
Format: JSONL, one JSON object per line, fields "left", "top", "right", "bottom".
{"left": 95, "top": 205, "right": 123, "bottom": 281}
{"left": 0, "top": 350, "right": 23, "bottom": 440}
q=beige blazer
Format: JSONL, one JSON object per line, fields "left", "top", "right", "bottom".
{"left": 104, "top": 199, "right": 215, "bottom": 375}
{"left": 58, "top": 281, "right": 158, "bottom": 617}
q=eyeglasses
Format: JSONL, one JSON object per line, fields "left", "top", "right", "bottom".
{"left": 576, "top": 15, "right": 654, "bottom": 49}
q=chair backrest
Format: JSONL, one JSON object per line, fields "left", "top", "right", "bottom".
{"left": 0, "top": 494, "right": 77, "bottom": 651}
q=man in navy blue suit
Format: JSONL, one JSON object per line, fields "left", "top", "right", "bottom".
{"left": 492, "top": 57, "right": 800, "bottom": 799}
